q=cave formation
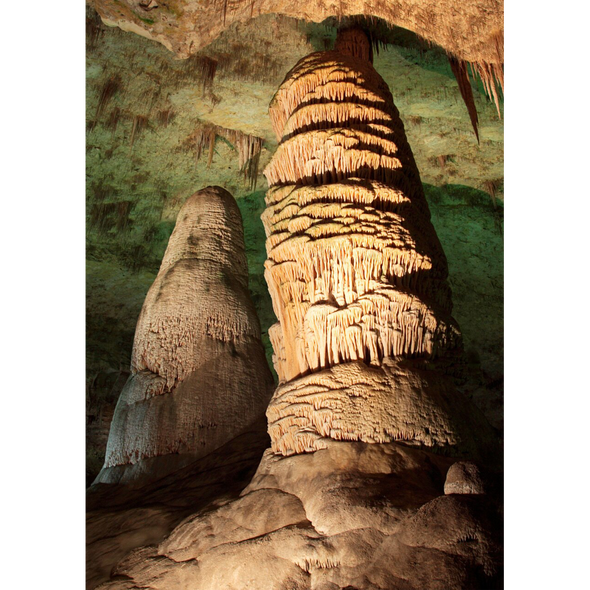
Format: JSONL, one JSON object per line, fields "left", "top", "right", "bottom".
{"left": 262, "top": 28, "right": 494, "bottom": 460}
{"left": 86, "top": 3, "right": 504, "bottom": 589}
{"left": 95, "top": 186, "right": 274, "bottom": 486}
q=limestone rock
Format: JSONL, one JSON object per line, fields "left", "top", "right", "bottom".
{"left": 261, "top": 38, "right": 497, "bottom": 460}
{"left": 93, "top": 441, "right": 502, "bottom": 590}
{"left": 88, "top": 0, "right": 503, "bottom": 69}
{"left": 263, "top": 50, "right": 459, "bottom": 386}
{"left": 266, "top": 359, "right": 495, "bottom": 459}
{"left": 87, "top": 32, "right": 502, "bottom": 590}
{"left": 444, "top": 461, "right": 486, "bottom": 495}
{"left": 94, "top": 186, "right": 274, "bottom": 485}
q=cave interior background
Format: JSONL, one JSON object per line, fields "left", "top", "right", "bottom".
{"left": 85, "top": 7, "right": 504, "bottom": 486}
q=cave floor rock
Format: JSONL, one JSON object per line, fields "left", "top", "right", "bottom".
{"left": 88, "top": 439, "right": 502, "bottom": 590}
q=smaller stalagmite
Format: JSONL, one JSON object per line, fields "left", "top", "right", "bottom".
{"left": 94, "top": 186, "right": 274, "bottom": 485}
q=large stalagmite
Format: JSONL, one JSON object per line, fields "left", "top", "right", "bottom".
{"left": 262, "top": 29, "right": 488, "bottom": 458}
{"left": 94, "top": 186, "right": 274, "bottom": 485}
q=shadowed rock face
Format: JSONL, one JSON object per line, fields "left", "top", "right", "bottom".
{"left": 262, "top": 35, "right": 495, "bottom": 459}
{"left": 93, "top": 441, "right": 503, "bottom": 590}
{"left": 94, "top": 186, "right": 274, "bottom": 485}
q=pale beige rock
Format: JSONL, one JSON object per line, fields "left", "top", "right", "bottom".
{"left": 88, "top": 34, "right": 502, "bottom": 590}
{"left": 258, "top": 42, "right": 498, "bottom": 461}
{"left": 444, "top": 461, "right": 486, "bottom": 495}
{"left": 159, "top": 488, "right": 309, "bottom": 561}
{"left": 266, "top": 360, "right": 493, "bottom": 458}
{"left": 262, "top": 51, "right": 458, "bottom": 389}
{"left": 243, "top": 440, "right": 452, "bottom": 536}
{"left": 88, "top": 0, "right": 503, "bottom": 69}
{"left": 94, "top": 186, "right": 274, "bottom": 485}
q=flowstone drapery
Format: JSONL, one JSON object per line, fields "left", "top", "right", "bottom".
{"left": 262, "top": 30, "right": 481, "bottom": 457}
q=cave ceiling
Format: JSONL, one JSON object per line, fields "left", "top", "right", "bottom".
{"left": 86, "top": 1, "right": 504, "bottom": 484}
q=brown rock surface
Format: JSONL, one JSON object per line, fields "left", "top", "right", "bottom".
{"left": 93, "top": 441, "right": 502, "bottom": 590}
{"left": 94, "top": 186, "right": 274, "bottom": 485}
{"left": 86, "top": 423, "right": 271, "bottom": 589}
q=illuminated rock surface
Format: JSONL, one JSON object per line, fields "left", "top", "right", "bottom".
{"left": 94, "top": 186, "right": 274, "bottom": 485}
{"left": 88, "top": 34, "right": 501, "bottom": 590}
{"left": 88, "top": 0, "right": 503, "bottom": 69}
{"left": 93, "top": 442, "right": 502, "bottom": 590}
{"left": 84, "top": 0, "right": 506, "bottom": 590}
{"left": 85, "top": 12, "right": 504, "bottom": 482}
{"left": 262, "top": 36, "right": 495, "bottom": 458}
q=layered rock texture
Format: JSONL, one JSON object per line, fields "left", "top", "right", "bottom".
{"left": 94, "top": 186, "right": 274, "bottom": 485}
{"left": 262, "top": 31, "right": 493, "bottom": 458}
{"left": 93, "top": 441, "right": 503, "bottom": 590}
{"left": 88, "top": 0, "right": 503, "bottom": 69}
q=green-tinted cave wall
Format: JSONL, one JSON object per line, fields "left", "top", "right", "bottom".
{"left": 86, "top": 8, "right": 503, "bottom": 485}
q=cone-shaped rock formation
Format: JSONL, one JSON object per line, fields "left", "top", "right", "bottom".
{"left": 262, "top": 30, "right": 491, "bottom": 458}
{"left": 94, "top": 186, "right": 274, "bottom": 485}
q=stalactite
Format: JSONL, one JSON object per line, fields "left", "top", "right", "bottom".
{"left": 182, "top": 55, "right": 218, "bottom": 92}
{"left": 470, "top": 60, "right": 503, "bottom": 118}
{"left": 95, "top": 75, "right": 122, "bottom": 121}
{"left": 156, "top": 108, "right": 175, "bottom": 128}
{"left": 90, "top": 201, "right": 133, "bottom": 234}
{"left": 185, "top": 123, "right": 263, "bottom": 186}
{"left": 262, "top": 28, "right": 466, "bottom": 456}
{"left": 105, "top": 107, "right": 122, "bottom": 133}
{"left": 86, "top": 8, "right": 104, "bottom": 50}
{"left": 129, "top": 115, "right": 149, "bottom": 148}
{"left": 448, "top": 56, "right": 480, "bottom": 143}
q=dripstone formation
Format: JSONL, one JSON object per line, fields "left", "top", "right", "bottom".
{"left": 262, "top": 29, "right": 487, "bottom": 458}
{"left": 89, "top": 32, "right": 502, "bottom": 590}
{"left": 94, "top": 186, "right": 274, "bottom": 485}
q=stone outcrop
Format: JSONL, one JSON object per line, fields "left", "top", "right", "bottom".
{"left": 93, "top": 186, "right": 274, "bottom": 485}
{"left": 88, "top": 0, "right": 503, "bottom": 70}
{"left": 87, "top": 32, "right": 502, "bottom": 590}
{"left": 261, "top": 32, "right": 494, "bottom": 458}
{"left": 94, "top": 441, "right": 503, "bottom": 590}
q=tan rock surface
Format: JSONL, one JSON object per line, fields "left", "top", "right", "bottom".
{"left": 263, "top": 50, "right": 459, "bottom": 386}
{"left": 88, "top": 0, "right": 503, "bottom": 68}
{"left": 87, "top": 30, "right": 502, "bottom": 590}
{"left": 87, "top": 423, "right": 271, "bottom": 589}
{"left": 93, "top": 441, "right": 502, "bottom": 590}
{"left": 266, "top": 359, "right": 496, "bottom": 458}
{"left": 261, "top": 39, "right": 497, "bottom": 460}
{"left": 94, "top": 186, "right": 274, "bottom": 485}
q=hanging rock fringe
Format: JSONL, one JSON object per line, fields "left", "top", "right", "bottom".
{"left": 90, "top": 201, "right": 133, "bottom": 234}
{"left": 470, "top": 60, "right": 503, "bottom": 118}
{"left": 129, "top": 115, "right": 149, "bottom": 149}
{"left": 86, "top": 8, "right": 104, "bottom": 50}
{"left": 95, "top": 75, "right": 122, "bottom": 121}
{"left": 186, "top": 123, "right": 263, "bottom": 187}
{"left": 448, "top": 56, "right": 480, "bottom": 143}
{"left": 183, "top": 55, "right": 218, "bottom": 92}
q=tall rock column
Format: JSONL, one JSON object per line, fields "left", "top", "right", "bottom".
{"left": 262, "top": 30, "right": 484, "bottom": 457}
{"left": 94, "top": 186, "right": 275, "bottom": 485}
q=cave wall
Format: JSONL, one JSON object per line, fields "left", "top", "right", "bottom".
{"left": 86, "top": 8, "right": 503, "bottom": 484}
